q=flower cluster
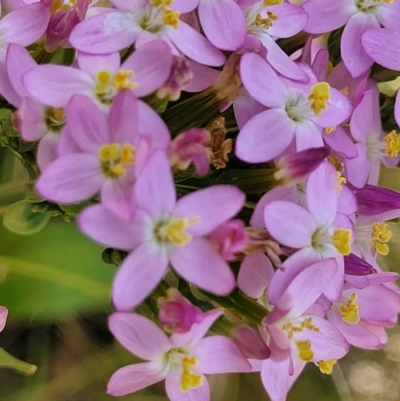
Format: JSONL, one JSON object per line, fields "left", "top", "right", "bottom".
{"left": 1, "top": 1, "right": 400, "bottom": 401}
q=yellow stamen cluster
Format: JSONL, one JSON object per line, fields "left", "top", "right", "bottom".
{"left": 308, "top": 82, "right": 331, "bottom": 116}
{"left": 332, "top": 229, "right": 351, "bottom": 255}
{"left": 324, "top": 127, "right": 336, "bottom": 135}
{"left": 281, "top": 317, "right": 320, "bottom": 340}
{"left": 318, "top": 360, "right": 337, "bottom": 374}
{"left": 180, "top": 356, "right": 203, "bottom": 392}
{"left": 264, "top": 0, "right": 283, "bottom": 5}
{"left": 296, "top": 340, "right": 313, "bottom": 361}
{"left": 151, "top": 0, "right": 173, "bottom": 6}
{"left": 45, "top": 107, "right": 66, "bottom": 132}
{"left": 336, "top": 171, "right": 346, "bottom": 192}
{"left": 98, "top": 143, "right": 136, "bottom": 178}
{"left": 328, "top": 155, "right": 343, "bottom": 172}
{"left": 255, "top": 11, "right": 279, "bottom": 28}
{"left": 384, "top": 130, "right": 400, "bottom": 157}
{"left": 371, "top": 222, "right": 392, "bottom": 255}
{"left": 50, "top": 0, "right": 75, "bottom": 15}
{"left": 339, "top": 293, "right": 360, "bottom": 324}
{"left": 94, "top": 70, "right": 137, "bottom": 99}
{"left": 163, "top": 217, "right": 192, "bottom": 246}
{"left": 341, "top": 86, "right": 350, "bottom": 95}
{"left": 163, "top": 9, "right": 181, "bottom": 28}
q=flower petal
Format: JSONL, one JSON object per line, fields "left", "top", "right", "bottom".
{"left": 107, "top": 362, "right": 166, "bottom": 397}
{"left": 108, "top": 312, "right": 171, "bottom": 360}
{"left": 112, "top": 243, "right": 169, "bottom": 311}
{"left": 169, "top": 237, "right": 235, "bottom": 295}
{"left": 174, "top": 185, "right": 245, "bottom": 236}
{"left": 196, "top": 336, "right": 251, "bottom": 374}
{"left": 236, "top": 109, "right": 296, "bottom": 163}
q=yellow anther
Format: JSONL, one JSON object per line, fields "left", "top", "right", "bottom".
{"left": 296, "top": 340, "right": 313, "bottom": 362}
{"left": 371, "top": 222, "right": 392, "bottom": 255}
{"left": 339, "top": 293, "right": 360, "bottom": 324}
{"left": 180, "top": 356, "right": 203, "bottom": 392}
{"left": 336, "top": 171, "right": 346, "bottom": 192}
{"left": 324, "top": 127, "right": 336, "bottom": 135}
{"left": 341, "top": 86, "right": 349, "bottom": 95}
{"left": 99, "top": 143, "right": 120, "bottom": 162}
{"left": 281, "top": 317, "right": 320, "bottom": 340}
{"left": 163, "top": 8, "right": 180, "bottom": 28}
{"left": 255, "top": 11, "right": 278, "bottom": 28}
{"left": 151, "top": 0, "right": 174, "bottom": 6}
{"left": 164, "top": 217, "right": 192, "bottom": 246}
{"left": 328, "top": 155, "right": 342, "bottom": 172}
{"left": 319, "top": 360, "right": 337, "bottom": 375}
{"left": 384, "top": 130, "right": 400, "bottom": 157}
{"left": 97, "top": 70, "right": 112, "bottom": 84}
{"left": 45, "top": 107, "right": 66, "bottom": 132}
{"left": 113, "top": 70, "right": 137, "bottom": 90}
{"left": 327, "top": 61, "right": 334, "bottom": 74}
{"left": 98, "top": 143, "right": 136, "bottom": 178}
{"left": 308, "top": 82, "right": 331, "bottom": 116}
{"left": 332, "top": 229, "right": 352, "bottom": 255}
{"left": 264, "top": 0, "right": 283, "bottom": 5}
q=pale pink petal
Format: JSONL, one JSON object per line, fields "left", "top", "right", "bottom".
{"left": 134, "top": 151, "right": 176, "bottom": 218}
{"left": 6, "top": 44, "right": 36, "bottom": 100}
{"left": 261, "top": 358, "right": 290, "bottom": 401}
{"left": 35, "top": 154, "right": 102, "bottom": 204}
{"left": 323, "top": 126, "right": 358, "bottom": 159}
{"left": 174, "top": 185, "right": 245, "bottom": 236}
{"left": 327, "top": 308, "right": 381, "bottom": 349}
{"left": 240, "top": 52, "right": 287, "bottom": 108}
{"left": 70, "top": 11, "right": 140, "bottom": 54}
{"left": 138, "top": 100, "right": 171, "bottom": 151}
{"left": 123, "top": 40, "right": 173, "bottom": 97}
{"left": 77, "top": 52, "right": 120, "bottom": 76}
{"left": 184, "top": 60, "right": 220, "bottom": 92}
{"left": 344, "top": 143, "right": 371, "bottom": 188}
{"left": 294, "top": 120, "right": 324, "bottom": 151}
{"left": 295, "top": 315, "right": 349, "bottom": 360}
{"left": 262, "top": 35, "right": 309, "bottom": 82}
{"left": 18, "top": 97, "right": 45, "bottom": 142}
{"left": 303, "top": 0, "right": 355, "bottom": 34}
{"left": 109, "top": 312, "right": 171, "bottom": 360}
{"left": 276, "top": 259, "right": 338, "bottom": 320}
{"left": 350, "top": 90, "right": 376, "bottom": 142}
{"left": 108, "top": 90, "right": 139, "bottom": 144}
{"left": 341, "top": 13, "right": 379, "bottom": 78}
{"left": 165, "top": 371, "right": 209, "bottom": 401}
{"left": 238, "top": 254, "right": 274, "bottom": 299}
{"left": 78, "top": 206, "right": 148, "bottom": 250}
{"left": 233, "top": 93, "right": 266, "bottom": 129}
{"left": 374, "top": 2, "right": 400, "bottom": 30}
{"left": 236, "top": 109, "right": 296, "bottom": 163}
{"left": 23, "top": 65, "right": 93, "bottom": 107}
{"left": 168, "top": 21, "right": 225, "bottom": 67}
{"left": 66, "top": 94, "right": 109, "bottom": 153}
{"left": 306, "top": 162, "right": 338, "bottom": 226}
{"left": 0, "top": 3, "right": 49, "bottom": 46}
{"left": 112, "top": 243, "right": 169, "bottom": 311}
{"left": 0, "top": 307, "right": 8, "bottom": 332}
{"left": 264, "top": 201, "right": 315, "bottom": 248}
{"left": 37, "top": 133, "right": 59, "bottom": 171}
{"left": 0, "top": 59, "right": 20, "bottom": 107}
{"left": 198, "top": 0, "right": 246, "bottom": 51}
{"left": 169, "top": 237, "right": 235, "bottom": 295}
{"left": 172, "top": 0, "right": 199, "bottom": 13}
{"left": 101, "top": 179, "right": 135, "bottom": 221}
{"left": 107, "top": 362, "right": 166, "bottom": 397}
{"left": 323, "top": 255, "right": 345, "bottom": 302}
{"left": 362, "top": 28, "right": 400, "bottom": 71}
{"left": 196, "top": 336, "right": 251, "bottom": 373}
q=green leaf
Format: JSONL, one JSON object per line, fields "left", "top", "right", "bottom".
{"left": 0, "top": 347, "right": 37, "bottom": 375}
{"left": 0, "top": 220, "right": 114, "bottom": 322}
{"left": 3, "top": 201, "right": 51, "bottom": 235}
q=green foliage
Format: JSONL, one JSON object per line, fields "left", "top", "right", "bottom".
{"left": 3, "top": 200, "right": 51, "bottom": 235}
{"left": 0, "top": 347, "right": 37, "bottom": 376}
{"left": 0, "top": 220, "right": 114, "bottom": 322}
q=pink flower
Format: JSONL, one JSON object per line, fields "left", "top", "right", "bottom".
{"left": 79, "top": 151, "right": 245, "bottom": 310}
{"left": 36, "top": 90, "right": 170, "bottom": 220}
{"left": 0, "top": 306, "right": 8, "bottom": 332}
{"left": 70, "top": 0, "right": 225, "bottom": 67}
{"left": 107, "top": 312, "right": 251, "bottom": 399}
{"left": 236, "top": 53, "right": 352, "bottom": 163}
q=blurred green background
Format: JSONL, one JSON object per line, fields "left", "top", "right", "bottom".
{"left": 0, "top": 147, "right": 399, "bottom": 401}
